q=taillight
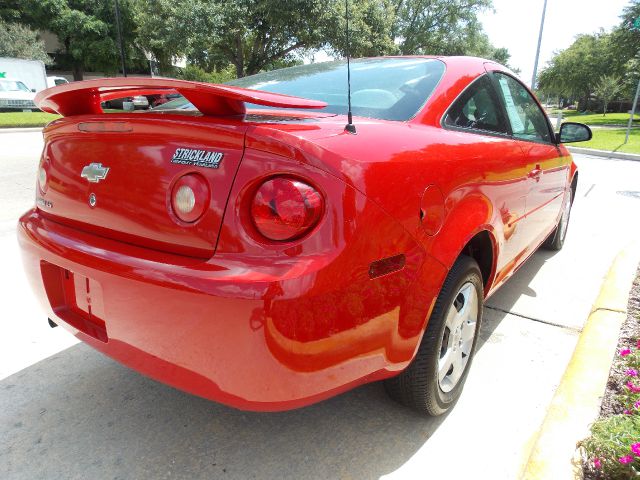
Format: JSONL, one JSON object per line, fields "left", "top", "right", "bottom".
{"left": 251, "top": 177, "right": 323, "bottom": 241}
{"left": 38, "top": 152, "right": 48, "bottom": 193}
{"left": 170, "top": 174, "right": 209, "bottom": 223}
{"left": 38, "top": 165, "right": 47, "bottom": 192}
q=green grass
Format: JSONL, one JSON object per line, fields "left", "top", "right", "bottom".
{"left": 0, "top": 111, "right": 61, "bottom": 128}
{"left": 557, "top": 111, "right": 640, "bottom": 126}
{"left": 577, "top": 128, "right": 640, "bottom": 154}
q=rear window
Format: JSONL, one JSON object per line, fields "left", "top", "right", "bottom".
{"left": 227, "top": 58, "right": 445, "bottom": 121}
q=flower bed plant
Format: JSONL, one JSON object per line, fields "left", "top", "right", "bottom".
{"left": 579, "top": 271, "right": 640, "bottom": 479}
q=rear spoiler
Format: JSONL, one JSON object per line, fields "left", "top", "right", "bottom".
{"left": 34, "top": 77, "right": 327, "bottom": 117}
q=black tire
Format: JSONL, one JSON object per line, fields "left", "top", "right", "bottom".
{"left": 542, "top": 189, "right": 572, "bottom": 251}
{"left": 384, "top": 255, "right": 483, "bottom": 416}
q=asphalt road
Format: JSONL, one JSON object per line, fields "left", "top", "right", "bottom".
{"left": 1, "top": 130, "right": 639, "bottom": 480}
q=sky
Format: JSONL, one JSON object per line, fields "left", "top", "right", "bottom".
{"left": 479, "top": 0, "right": 631, "bottom": 86}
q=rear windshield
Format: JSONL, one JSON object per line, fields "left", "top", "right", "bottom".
{"left": 151, "top": 58, "right": 445, "bottom": 121}
{"left": 228, "top": 58, "right": 445, "bottom": 121}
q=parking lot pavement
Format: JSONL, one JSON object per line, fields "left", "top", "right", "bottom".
{"left": 1, "top": 131, "right": 639, "bottom": 480}
{"left": 486, "top": 154, "right": 640, "bottom": 330}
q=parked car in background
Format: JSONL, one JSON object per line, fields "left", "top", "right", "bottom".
{"left": 21, "top": 57, "right": 592, "bottom": 416}
{"left": 102, "top": 95, "right": 149, "bottom": 110}
{"left": 0, "top": 78, "right": 38, "bottom": 111}
{"left": 46, "top": 76, "right": 69, "bottom": 88}
{"left": 151, "top": 94, "right": 189, "bottom": 110}
{"left": 147, "top": 93, "right": 182, "bottom": 108}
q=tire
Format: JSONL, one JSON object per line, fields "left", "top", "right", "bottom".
{"left": 542, "top": 189, "right": 572, "bottom": 251}
{"left": 384, "top": 255, "right": 483, "bottom": 416}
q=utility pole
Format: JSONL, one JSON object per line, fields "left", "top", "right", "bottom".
{"left": 114, "top": 0, "right": 127, "bottom": 77}
{"left": 625, "top": 17, "right": 640, "bottom": 144}
{"left": 531, "top": 0, "right": 548, "bottom": 90}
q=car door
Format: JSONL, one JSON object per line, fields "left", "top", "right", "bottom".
{"left": 442, "top": 74, "right": 532, "bottom": 276}
{"left": 491, "top": 72, "right": 569, "bottom": 247}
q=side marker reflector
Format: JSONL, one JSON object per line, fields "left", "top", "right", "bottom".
{"left": 369, "top": 254, "right": 406, "bottom": 279}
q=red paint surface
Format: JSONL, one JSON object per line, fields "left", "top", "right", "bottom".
{"left": 35, "top": 77, "right": 327, "bottom": 116}
{"left": 19, "top": 57, "right": 577, "bottom": 410}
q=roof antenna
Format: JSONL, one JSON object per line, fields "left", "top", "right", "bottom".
{"left": 344, "top": 0, "right": 356, "bottom": 134}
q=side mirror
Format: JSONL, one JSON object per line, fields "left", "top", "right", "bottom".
{"left": 31, "top": 88, "right": 36, "bottom": 92}
{"left": 556, "top": 122, "right": 592, "bottom": 144}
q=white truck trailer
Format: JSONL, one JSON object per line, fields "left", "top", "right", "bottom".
{"left": 0, "top": 57, "right": 47, "bottom": 111}
{"left": 0, "top": 57, "right": 47, "bottom": 91}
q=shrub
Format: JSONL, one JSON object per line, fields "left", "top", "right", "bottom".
{"left": 579, "top": 415, "right": 640, "bottom": 478}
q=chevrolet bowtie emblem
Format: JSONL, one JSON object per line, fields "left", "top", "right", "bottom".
{"left": 81, "top": 163, "right": 110, "bottom": 183}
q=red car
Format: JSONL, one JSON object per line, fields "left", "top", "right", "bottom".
{"left": 19, "top": 57, "right": 591, "bottom": 415}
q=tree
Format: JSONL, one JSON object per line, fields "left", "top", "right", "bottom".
{"left": 136, "top": 0, "right": 336, "bottom": 78}
{"left": 136, "top": 0, "right": 510, "bottom": 78}
{"left": 394, "top": 0, "right": 493, "bottom": 56}
{"left": 15, "top": 0, "right": 146, "bottom": 80}
{"left": 322, "top": 0, "right": 399, "bottom": 58}
{"left": 612, "top": 1, "right": 640, "bottom": 99}
{"left": 612, "top": 0, "right": 640, "bottom": 63}
{"left": 537, "top": 32, "right": 621, "bottom": 109}
{"left": 594, "top": 74, "right": 623, "bottom": 115}
{"left": 539, "top": 1, "right": 640, "bottom": 109}
{"left": 0, "top": 20, "right": 50, "bottom": 63}
{"left": 327, "top": 0, "right": 508, "bottom": 62}
{"left": 0, "top": 0, "right": 23, "bottom": 22}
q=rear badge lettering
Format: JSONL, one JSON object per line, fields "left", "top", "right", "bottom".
{"left": 171, "top": 148, "right": 223, "bottom": 169}
{"left": 36, "top": 197, "right": 53, "bottom": 209}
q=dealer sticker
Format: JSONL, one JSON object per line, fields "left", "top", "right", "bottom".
{"left": 171, "top": 148, "right": 223, "bottom": 169}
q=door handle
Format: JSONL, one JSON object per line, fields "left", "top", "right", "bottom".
{"left": 528, "top": 164, "right": 542, "bottom": 180}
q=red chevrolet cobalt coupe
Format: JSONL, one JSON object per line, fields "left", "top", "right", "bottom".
{"left": 19, "top": 57, "right": 591, "bottom": 415}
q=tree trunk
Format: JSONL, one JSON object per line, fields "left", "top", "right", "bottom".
{"left": 234, "top": 62, "right": 244, "bottom": 78}
{"left": 234, "top": 34, "right": 245, "bottom": 78}
{"left": 72, "top": 63, "right": 84, "bottom": 81}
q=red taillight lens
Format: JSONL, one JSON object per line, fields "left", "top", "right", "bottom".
{"left": 171, "top": 174, "right": 209, "bottom": 223}
{"left": 251, "top": 177, "right": 323, "bottom": 241}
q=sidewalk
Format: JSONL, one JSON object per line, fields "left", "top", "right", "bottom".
{"left": 567, "top": 146, "right": 640, "bottom": 161}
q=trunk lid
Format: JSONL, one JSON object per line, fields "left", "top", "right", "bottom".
{"left": 39, "top": 116, "right": 246, "bottom": 258}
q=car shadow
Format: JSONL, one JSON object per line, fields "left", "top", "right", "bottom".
{"left": 1, "top": 252, "right": 555, "bottom": 480}
{"left": 1, "top": 342, "right": 450, "bottom": 480}
{"left": 477, "top": 248, "right": 558, "bottom": 351}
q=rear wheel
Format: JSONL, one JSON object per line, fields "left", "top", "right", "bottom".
{"left": 542, "top": 189, "right": 572, "bottom": 251}
{"left": 385, "top": 255, "right": 483, "bottom": 416}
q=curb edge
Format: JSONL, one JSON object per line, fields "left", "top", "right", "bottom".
{"left": 0, "top": 127, "right": 44, "bottom": 134}
{"left": 567, "top": 146, "right": 640, "bottom": 162}
{"left": 520, "top": 243, "right": 640, "bottom": 479}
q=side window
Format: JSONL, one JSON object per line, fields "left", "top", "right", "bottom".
{"left": 494, "top": 73, "right": 551, "bottom": 143}
{"left": 444, "top": 76, "right": 508, "bottom": 135}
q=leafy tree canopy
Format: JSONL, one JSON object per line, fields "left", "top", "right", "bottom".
{"left": 13, "top": 0, "right": 146, "bottom": 80}
{"left": 136, "top": 0, "right": 512, "bottom": 77}
{"left": 0, "top": 20, "right": 51, "bottom": 63}
{"left": 3, "top": 0, "right": 513, "bottom": 80}
{"left": 537, "top": 32, "right": 621, "bottom": 101}
{"left": 136, "top": 0, "right": 336, "bottom": 77}
{"left": 538, "top": 0, "right": 640, "bottom": 104}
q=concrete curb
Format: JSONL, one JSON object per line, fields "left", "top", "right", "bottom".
{"left": 0, "top": 127, "right": 43, "bottom": 134}
{"left": 520, "top": 244, "right": 640, "bottom": 480}
{"left": 567, "top": 146, "right": 640, "bottom": 161}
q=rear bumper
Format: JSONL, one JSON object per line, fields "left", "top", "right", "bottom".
{"left": 18, "top": 209, "right": 444, "bottom": 411}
